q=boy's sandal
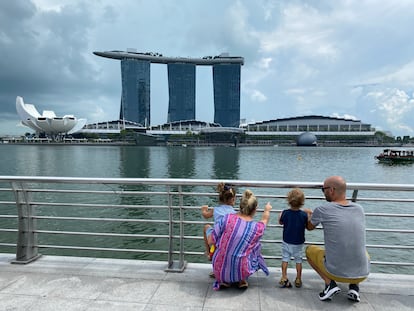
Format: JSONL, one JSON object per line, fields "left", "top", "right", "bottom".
{"left": 295, "top": 278, "right": 302, "bottom": 288}
{"left": 279, "top": 278, "right": 292, "bottom": 288}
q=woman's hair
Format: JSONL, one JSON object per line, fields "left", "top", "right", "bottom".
{"left": 239, "top": 189, "right": 257, "bottom": 216}
{"left": 217, "top": 183, "right": 236, "bottom": 205}
{"left": 287, "top": 188, "right": 305, "bottom": 209}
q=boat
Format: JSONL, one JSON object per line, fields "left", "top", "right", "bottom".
{"left": 375, "top": 149, "right": 414, "bottom": 164}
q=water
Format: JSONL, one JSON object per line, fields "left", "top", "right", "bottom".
{"left": 1, "top": 144, "right": 412, "bottom": 183}
{"left": 0, "top": 144, "right": 413, "bottom": 274}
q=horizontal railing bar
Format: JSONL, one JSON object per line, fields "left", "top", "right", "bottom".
{"left": 369, "top": 261, "right": 414, "bottom": 266}
{"left": 0, "top": 243, "right": 16, "bottom": 247}
{"left": 34, "top": 216, "right": 169, "bottom": 224}
{"left": 366, "top": 228, "right": 414, "bottom": 233}
{"left": 35, "top": 230, "right": 170, "bottom": 239}
{"left": 365, "top": 213, "right": 414, "bottom": 217}
{"left": 0, "top": 229, "right": 17, "bottom": 233}
{"left": 0, "top": 201, "right": 16, "bottom": 205}
{"left": 25, "top": 202, "right": 170, "bottom": 209}
{"left": 0, "top": 215, "right": 17, "bottom": 218}
{"left": 365, "top": 244, "right": 414, "bottom": 249}
{"left": 2, "top": 176, "right": 414, "bottom": 191}
{"left": 37, "top": 245, "right": 169, "bottom": 254}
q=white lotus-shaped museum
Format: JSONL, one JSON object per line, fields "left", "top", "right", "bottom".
{"left": 16, "top": 96, "right": 87, "bottom": 135}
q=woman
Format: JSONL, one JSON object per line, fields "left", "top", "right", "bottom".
{"left": 208, "top": 189, "right": 272, "bottom": 290}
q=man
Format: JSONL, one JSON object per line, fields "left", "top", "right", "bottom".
{"left": 306, "top": 176, "right": 370, "bottom": 302}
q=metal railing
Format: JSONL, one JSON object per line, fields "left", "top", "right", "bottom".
{"left": 0, "top": 176, "right": 413, "bottom": 273}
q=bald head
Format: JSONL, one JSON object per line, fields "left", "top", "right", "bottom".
{"left": 323, "top": 176, "right": 347, "bottom": 202}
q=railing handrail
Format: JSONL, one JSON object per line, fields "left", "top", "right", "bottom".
{"left": 0, "top": 176, "right": 413, "bottom": 273}
{"left": 1, "top": 175, "right": 414, "bottom": 191}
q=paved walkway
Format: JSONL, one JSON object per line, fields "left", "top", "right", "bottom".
{"left": 0, "top": 253, "right": 413, "bottom": 310}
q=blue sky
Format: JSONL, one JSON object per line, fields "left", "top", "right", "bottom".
{"left": 1, "top": 0, "right": 414, "bottom": 137}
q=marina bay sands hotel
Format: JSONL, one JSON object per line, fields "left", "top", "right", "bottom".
{"left": 93, "top": 50, "right": 244, "bottom": 128}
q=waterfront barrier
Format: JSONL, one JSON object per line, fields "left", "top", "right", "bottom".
{"left": 0, "top": 176, "right": 413, "bottom": 274}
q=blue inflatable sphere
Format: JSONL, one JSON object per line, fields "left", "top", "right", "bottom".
{"left": 297, "top": 132, "right": 317, "bottom": 146}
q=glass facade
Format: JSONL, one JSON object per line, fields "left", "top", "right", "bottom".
{"left": 120, "top": 59, "right": 150, "bottom": 126}
{"left": 115, "top": 56, "right": 242, "bottom": 128}
{"left": 167, "top": 63, "right": 196, "bottom": 122}
{"left": 213, "top": 64, "right": 241, "bottom": 127}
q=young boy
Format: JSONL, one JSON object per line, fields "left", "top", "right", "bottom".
{"left": 278, "top": 188, "right": 312, "bottom": 288}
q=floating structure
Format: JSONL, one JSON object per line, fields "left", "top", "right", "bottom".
{"left": 375, "top": 149, "right": 414, "bottom": 164}
{"left": 15, "top": 96, "right": 86, "bottom": 135}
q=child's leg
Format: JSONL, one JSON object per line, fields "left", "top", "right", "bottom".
{"left": 203, "top": 224, "right": 212, "bottom": 254}
{"left": 281, "top": 261, "right": 289, "bottom": 279}
{"left": 295, "top": 262, "right": 302, "bottom": 280}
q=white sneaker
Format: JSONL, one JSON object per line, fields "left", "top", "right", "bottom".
{"left": 347, "top": 289, "right": 360, "bottom": 302}
{"left": 319, "top": 281, "right": 341, "bottom": 301}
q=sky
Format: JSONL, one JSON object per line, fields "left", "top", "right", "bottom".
{"left": 1, "top": 0, "right": 414, "bottom": 137}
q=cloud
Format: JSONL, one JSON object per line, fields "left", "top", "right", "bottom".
{"left": 2, "top": 0, "right": 414, "bottom": 137}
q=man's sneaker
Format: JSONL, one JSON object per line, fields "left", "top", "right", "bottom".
{"left": 347, "top": 289, "right": 360, "bottom": 302}
{"left": 319, "top": 280, "right": 341, "bottom": 301}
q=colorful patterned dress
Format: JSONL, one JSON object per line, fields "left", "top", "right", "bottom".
{"left": 211, "top": 213, "right": 269, "bottom": 290}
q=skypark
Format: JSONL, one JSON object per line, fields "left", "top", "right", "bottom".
{"left": 93, "top": 50, "right": 244, "bottom": 65}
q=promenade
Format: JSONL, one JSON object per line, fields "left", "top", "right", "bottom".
{"left": 0, "top": 253, "right": 412, "bottom": 311}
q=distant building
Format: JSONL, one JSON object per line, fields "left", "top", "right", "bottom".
{"left": 15, "top": 96, "right": 86, "bottom": 135}
{"left": 213, "top": 63, "right": 241, "bottom": 127}
{"left": 242, "top": 115, "right": 379, "bottom": 146}
{"left": 120, "top": 59, "right": 150, "bottom": 127}
{"left": 243, "top": 115, "right": 375, "bottom": 134}
{"left": 167, "top": 63, "right": 196, "bottom": 122}
{"left": 94, "top": 50, "right": 244, "bottom": 127}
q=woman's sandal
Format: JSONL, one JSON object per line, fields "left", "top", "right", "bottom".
{"left": 279, "top": 278, "right": 292, "bottom": 288}
{"left": 238, "top": 280, "right": 248, "bottom": 289}
{"left": 219, "top": 282, "right": 231, "bottom": 289}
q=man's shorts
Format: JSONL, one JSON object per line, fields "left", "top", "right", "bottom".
{"left": 281, "top": 241, "right": 304, "bottom": 263}
{"left": 305, "top": 245, "right": 368, "bottom": 284}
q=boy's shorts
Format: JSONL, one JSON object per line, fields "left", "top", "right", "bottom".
{"left": 281, "top": 241, "right": 304, "bottom": 263}
{"left": 305, "top": 245, "right": 368, "bottom": 284}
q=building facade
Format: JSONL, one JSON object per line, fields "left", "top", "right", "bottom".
{"left": 167, "top": 63, "right": 196, "bottom": 123}
{"left": 213, "top": 63, "right": 241, "bottom": 127}
{"left": 95, "top": 51, "right": 244, "bottom": 128}
{"left": 120, "top": 59, "right": 150, "bottom": 126}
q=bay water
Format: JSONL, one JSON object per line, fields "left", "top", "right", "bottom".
{"left": 0, "top": 144, "right": 413, "bottom": 274}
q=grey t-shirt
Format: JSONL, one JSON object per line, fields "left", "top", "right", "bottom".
{"left": 311, "top": 201, "right": 370, "bottom": 278}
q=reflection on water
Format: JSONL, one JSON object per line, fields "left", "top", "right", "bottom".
{"left": 3, "top": 145, "right": 413, "bottom": 184}
{"left": 211, "top": 146, "right": 240, "bottom": 179}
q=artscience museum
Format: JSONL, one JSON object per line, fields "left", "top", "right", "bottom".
{"left": 16, "top": 96, "right": 86, "bottom": 135}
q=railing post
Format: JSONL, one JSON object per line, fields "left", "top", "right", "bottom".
{"left": 166, "top": 185, "right": 174, "bottom": 270}
{"left": 11, "top": 182, "right": 41, "bottom": 264}
{"left": 178, "top": 185, "right": 186, "bottom": 270}
{"left": 165, "top": 185, "right": 187, "bottom": 272}
{"left": 351, "top": 189, "right": 359, "bottom": 202}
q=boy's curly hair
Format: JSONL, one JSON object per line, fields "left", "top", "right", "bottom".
{"left": 287, "top": 188, "right": 305, "bottom": 209}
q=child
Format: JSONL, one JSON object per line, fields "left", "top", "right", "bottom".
{"left": 201, "top": 183, "right": 236, "bottom": 261}
{"left": 278, "top": 188, "right": 312, "bottom": 288}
